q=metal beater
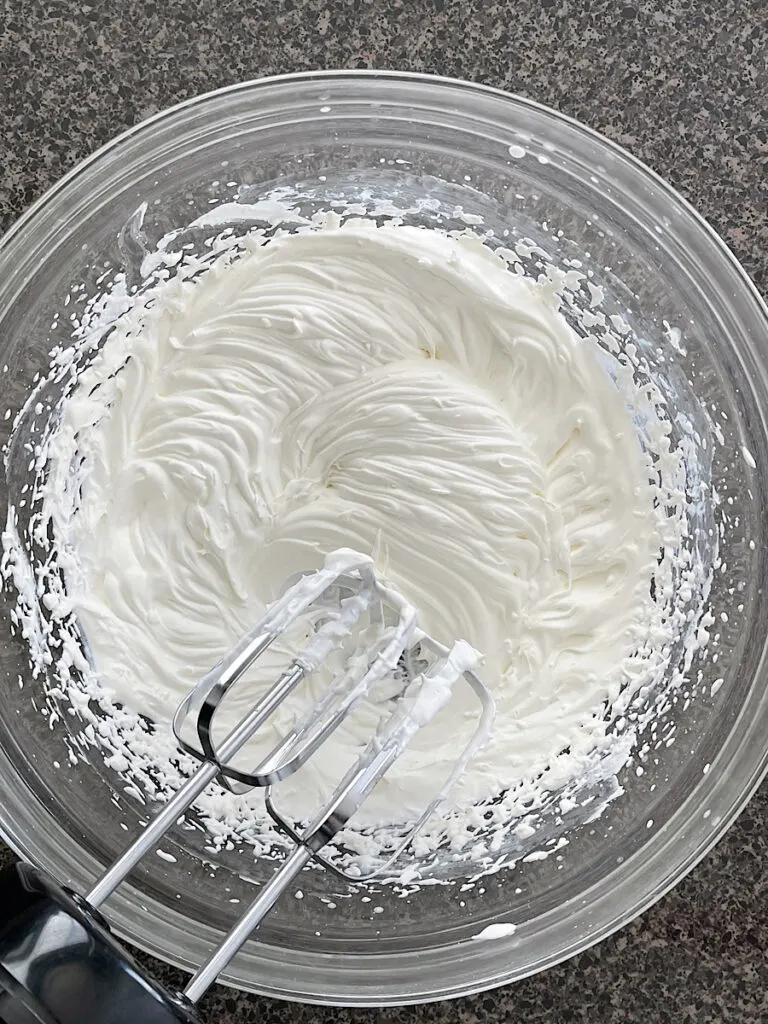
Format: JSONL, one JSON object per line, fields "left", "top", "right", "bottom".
{"left": 0, "top": 549, "right": 494, "bottom": 1023}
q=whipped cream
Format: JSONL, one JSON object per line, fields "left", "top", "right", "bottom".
{"left": 46, "top": 219, "right": 665, "bottom": 829}
{"left": 2, "top": 199, "right": 714, "bottom": 877}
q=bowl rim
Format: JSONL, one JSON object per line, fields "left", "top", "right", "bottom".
{"left": 1, "top": 69, "right": 767, "bottom": 1007}
{"left": 2, "top": 68, "right": 766, "bottom": 321}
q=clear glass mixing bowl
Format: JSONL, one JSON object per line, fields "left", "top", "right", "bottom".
{"left": 0, "top": 72, "right": 766, "bottom": 1007}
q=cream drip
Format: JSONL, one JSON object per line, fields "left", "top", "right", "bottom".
{"left": 46, "top": 218, "right": 669, "bottom": 834}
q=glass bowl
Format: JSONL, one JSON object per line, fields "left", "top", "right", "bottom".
{"left": 0, "top": 71, "right": 767, "bottom": 1007}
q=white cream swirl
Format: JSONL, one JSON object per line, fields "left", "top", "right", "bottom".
{"left": 52, "top": 220, "right": 663, "bottom": 827}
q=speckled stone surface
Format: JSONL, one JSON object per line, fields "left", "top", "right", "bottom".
{"left": 0, "top": 1, "right": 766, "bottom": 1022}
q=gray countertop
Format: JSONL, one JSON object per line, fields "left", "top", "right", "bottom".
{"left": 1, "top": 1, "right": 767, "bottom": 1022}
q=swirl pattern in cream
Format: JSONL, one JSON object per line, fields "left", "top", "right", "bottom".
{"left": 52, "top": 220, "right": 663, "bottom": 827}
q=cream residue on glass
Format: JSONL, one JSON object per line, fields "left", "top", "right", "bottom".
{"left": 2, "top": 203, "right": 713, "bottom": 877}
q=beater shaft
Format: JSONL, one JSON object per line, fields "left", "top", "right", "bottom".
{"left": 184, "top": 845, "right": 312, "bottom": 1003}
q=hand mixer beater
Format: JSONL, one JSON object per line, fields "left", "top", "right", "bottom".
{"left": 0, "top": 549, "right": 494, "bottom": 1023}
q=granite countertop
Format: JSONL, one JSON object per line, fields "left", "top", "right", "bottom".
{"left": 0, "top": 2, "right": 766, "bottom": 1022}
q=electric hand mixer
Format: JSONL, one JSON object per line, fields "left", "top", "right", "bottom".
{"left": 0, "top": 549, "right": 494, "bottom": 1023}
